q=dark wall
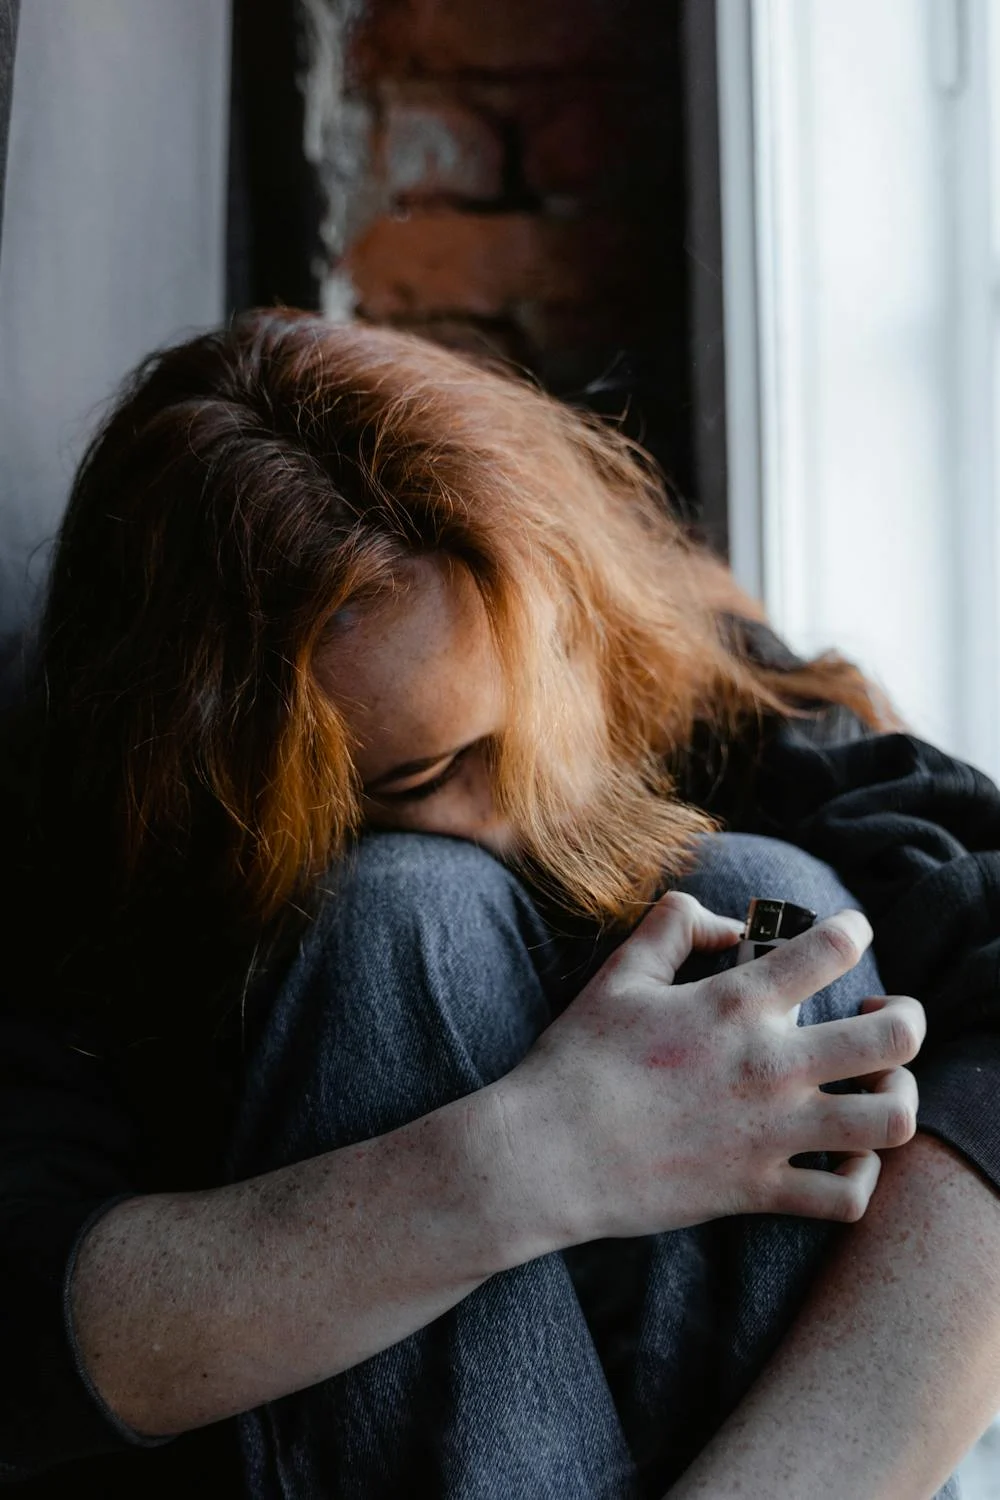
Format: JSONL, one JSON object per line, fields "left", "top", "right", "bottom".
{"left": 227, "top": 0, "right": 324, "bottom": 312}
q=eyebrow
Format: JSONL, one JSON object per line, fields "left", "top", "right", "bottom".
{"left": 363, "top": 742, "right": 472, "bottom": 795}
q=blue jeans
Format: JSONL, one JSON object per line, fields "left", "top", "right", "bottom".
{"left": 227, "top": 832, "right": 959, "bottom": 1500}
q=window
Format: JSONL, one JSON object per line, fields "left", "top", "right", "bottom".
{"left": 718, "top": 0, "right": 1000, "bottom": 781}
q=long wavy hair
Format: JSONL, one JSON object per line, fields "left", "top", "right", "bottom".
{"left": 11, "top": 308, "right": 897, "bottom": 1038}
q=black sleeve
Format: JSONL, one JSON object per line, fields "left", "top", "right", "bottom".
{"left": 739, "top": 721, "right": 1000, "bottom": 1192}
{"left": 0, "top": 1011, "right": 172, "bottom": 1481}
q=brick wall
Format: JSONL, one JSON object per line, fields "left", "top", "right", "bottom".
{"left": 318, "top": 0, "right": 694, "bottom": 494}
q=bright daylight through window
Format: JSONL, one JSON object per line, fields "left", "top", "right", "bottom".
{"left": 719, "top": 0, "right": 1000, "bottom": 784}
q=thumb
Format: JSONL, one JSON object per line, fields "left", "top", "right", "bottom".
{"left": 627, "top": 890, "right": 745, "bottom": 985}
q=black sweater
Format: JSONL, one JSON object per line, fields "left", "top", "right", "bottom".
{"left": 3, "top": 621, "right": 1000, "bottom": 1495}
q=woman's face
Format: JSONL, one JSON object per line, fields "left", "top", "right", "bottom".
{"left": 314, "top": 555, "right": 515, "bottom": 855}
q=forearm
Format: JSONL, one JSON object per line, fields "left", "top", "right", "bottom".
{"left": 670, "top": 1130, "right": 1000, "bottom": 1499}
{"left": 71, "top": 1082, "right": 551, "bottom": 1439}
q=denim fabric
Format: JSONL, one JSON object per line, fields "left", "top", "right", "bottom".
{"left": 227, "top": 831, "right": 959, "bottom": 1500}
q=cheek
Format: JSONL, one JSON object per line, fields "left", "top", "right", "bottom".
{"left": 366, "top": 754, "right": 513, "bottom": 851}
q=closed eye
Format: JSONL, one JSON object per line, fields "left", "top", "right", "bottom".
{"left": 368, "top": 745, "right": 473, "bottom": 805}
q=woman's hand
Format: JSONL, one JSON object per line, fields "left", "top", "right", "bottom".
{"left": 495, "top": 892, "right": 925, "bottom": 1245}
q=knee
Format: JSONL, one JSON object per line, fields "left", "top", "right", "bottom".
{"left": 676, "top": 832, "right": 863, "bottom": 924}
{"left": 232, "top": 836, "right": 552, "bottom": 1166}
{"left": 293, "top": 832, "right": 553, "bottom": 1074}
{"left": 313, "top": 832, "right": 544, "bottom": 952}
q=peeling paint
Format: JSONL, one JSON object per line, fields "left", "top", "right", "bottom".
{"left": 387, "top": 111, "right": 461, "bottom": 190}
{"left": 321, "top": 267, "right": 359, "bottom": 324}
{"left": 297, "top": 0, "right": 381, "bottom": 315}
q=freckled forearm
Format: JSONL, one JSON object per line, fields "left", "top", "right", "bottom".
{"left": 70, "top": 1081, "right": 555, "bottom": 1438}
{"left": 669, "top": 1132, "right": 1000, "bottom": 1499}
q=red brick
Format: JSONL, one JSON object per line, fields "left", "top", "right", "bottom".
{"left": 381, "top": 101, "right": 503, "bottom": 202}
{"left": 343, "top": 210, "right": 650, "bottom": 319}
{"left": 352, "top": 0, "right": 672, "bottom": 77}
{"left": 518, "top": 82, "right": 677, "bottom": 201}
{"left": 376, "top": 77, "right": 681, "bottom": 204}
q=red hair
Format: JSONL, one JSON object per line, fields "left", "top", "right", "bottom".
{"left": 33, "top": 309, "right": 896, "bottom": 952}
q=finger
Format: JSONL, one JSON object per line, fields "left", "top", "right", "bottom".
{"left": 771, "top": 1150, "right": 882, "bottom": 1223}
{"left": 791, "top": 995, "right": 926, "bottom": 1084}
{"left": 852, "top": 1061, "right": 921, "bottom": 1099}
{"left": 626, "top": 890, "right": 745, "bottom": 985}
{"left": 720, "top": 909, "right": 874, "bottom": 1016}
{"left": 795, "top": 1066, "right": 919, "bottom": 1153}
{"left": 853, "top": 995, "right": 924, "bottom": 1084}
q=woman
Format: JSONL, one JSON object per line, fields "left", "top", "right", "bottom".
{"left": 2, "top": 308, "right": 1000, "bottom": 1498}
